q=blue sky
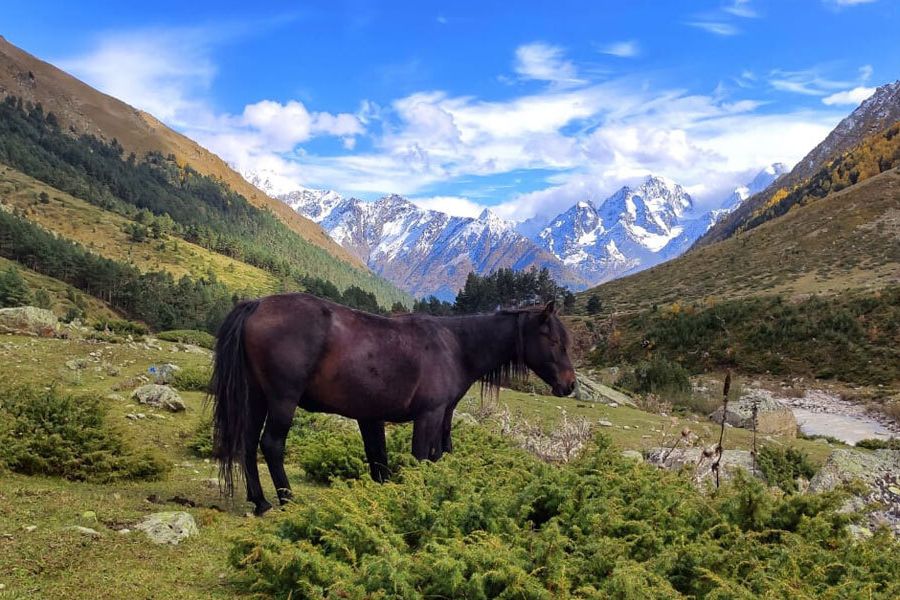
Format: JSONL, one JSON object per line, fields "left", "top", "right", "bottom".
{"left": 5, "top": 0, "right": 898, "bottom": 220}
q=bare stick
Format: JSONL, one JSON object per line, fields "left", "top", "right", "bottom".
{"left": 711, "top": 370, "right": 731, "bottom": 488}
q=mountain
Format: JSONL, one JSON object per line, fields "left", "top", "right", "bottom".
{"left": 698, "top": 80, "right": 900, "bottom": 246}
{"left": 576, "top": 163, "right": 900, "bottom": 316}
{"left": 0, "top": 35, "right": 361, "bottom": 269}
{"left": 283, "top": 190, "right": 586, "bottom": 299}
{"left": 534, "top": 167, "right": 791, "bottom": 284}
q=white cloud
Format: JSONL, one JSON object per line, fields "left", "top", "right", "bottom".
{"left": 411, "top": 196, "right": 485, "bottom": 218}
{"left": 513, "top": 43, "right": 582, "bottom": 86}
{"left": 768, "top": 68, "right": 854, "bottom": 96}
{"left": 828, "top": 0, "right": 877, "bottom": 5}
{"left": 724, "top": 0, "right": 758, "bottom": 18}
{"left": 859, "top": 64, "right": 873, "bottom": 81}
{"left": 822, "top": 86, "right": 876, "bottom": 105}
{"left": 597, "top": 40, "right": 640, "bottom": 58}
{"left": 687, "top": 21, "right": 740, "bottom": 36}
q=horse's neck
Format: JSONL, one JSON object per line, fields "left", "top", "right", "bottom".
{"left": 449, "top": 313, "right": 519, "bottom": 381}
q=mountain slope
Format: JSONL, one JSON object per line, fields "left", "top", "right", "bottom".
{"left": 284, "top": 191, "right": 586, "bottom": 299}
{"left": 699, "top": 80, "right": 900, "bottom": 246}
{"left": 0, "top": 35, "right": 361, "bottom": 269}
{"left": 577, "top": 166, "right": 900, "bottom": 315}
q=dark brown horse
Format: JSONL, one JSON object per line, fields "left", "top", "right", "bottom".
{"left": 210, "top": 292, "right": 576, "bottom": 515}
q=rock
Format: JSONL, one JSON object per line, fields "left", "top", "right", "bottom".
{"left": 153, "top": 363, "right": 181, "bottom": 385}
{"left": 105, "top": 393, "right": 125, "bottom": 402}
{"left": 573, "top": 372, "right": 637, "bottom": 407}
{"left": 64, "top": 526, "right": 101, "bottom": 537}
{"left": 131, "top": 384, "right": 186, "bottom": 412}
{"left": 65, "top": 358, "right": 89, "bottom": 370}
{"left": 117, "top": 528, "right": 131, "bottom": 535}
{"left": 621, "top": 450, "right": 644, "bottom": 462}
{"left": 645, "top": 447, "right": 761, "bottom": 487}
{"left": 809, "top": 449, "right": 900, "bottom": 535}
{"left": 598, "top": 420, "right": 613, "bottom": 427}
{"left": 0, "top": 306, "right": 59, "bottom": 337}
{"left": 709, "top": 389, "right": 797, "bottom": 437}
{"left": 23, "top": 525, "right": 37, "bottom": 532}
{"left": 135, "top": 511, "right": 199, "bottom": 545}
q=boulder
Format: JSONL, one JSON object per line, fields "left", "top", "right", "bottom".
{"left": 709, "top": 389, "right": 797, "bottom": 437}
{"left": 0, "top": 306, "right": 59, "bottom": 337}
{"left": 135, "top": 511, "right": 199, "bottom": 545}
{"left": 574, "top": 372, "right": 637, "bottom": 408}
{"left": 809, "top": 449, "right": 900, "bottom": 535}
{"left": 131, "top": 384, "right": 186, "bottom": 412}
{"left": 153, "top": 363, "right": 181, "bottom": 385}
{"left": 645, "top": 447, "right": 761, "bottom": 487}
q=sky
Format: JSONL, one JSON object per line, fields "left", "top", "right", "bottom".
{"left": 4, "top": 0, "right": 899, "bottom": 221}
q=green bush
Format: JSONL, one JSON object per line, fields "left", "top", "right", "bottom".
{"left": 855, "top": 438, "right": 900, "bottom": 451}
{"left": 0, "top": 385, "right": 169, "bottom": 482}
{"left": 230, "top": 426, "right": 900, "bottom": 599}
{"left": 157, "top": 329, "right": 216, "bottom": 350}
{"left": 616, "top": 357, "right": 691, "bottom": 395}
{"left": 292, "top": 428, "right": 367, "bottom": 484}
{"left": 188, "top": 417, "right": 213, "bottom": 458}
{"left": 92, "top": 318, "right": 148, "bottom": 336}
{"left": 756, "top": 446, "right": 816, "bottom": 493}
{"left": 173, "top": 366, "right": 211, "bottom": 392}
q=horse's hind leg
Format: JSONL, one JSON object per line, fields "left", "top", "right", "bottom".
{"left": 358, "top": 419, "right": 389, "bottom": 482}
{"left": 412, "top": 407, "right": 444, "bottom": 461}
{"left": 260, "top": 398, "right": 297, "bottom": 506}
{"left": 243, "top": 397, "right": 272, "bottom": 516}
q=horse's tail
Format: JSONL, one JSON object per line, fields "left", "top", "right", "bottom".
{"left": 210, "top": 298, "right": 261, "bottom": 497}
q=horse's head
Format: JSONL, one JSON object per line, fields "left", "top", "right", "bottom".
{"left": 521, "top": 301, "right": 577, "bottom": 397}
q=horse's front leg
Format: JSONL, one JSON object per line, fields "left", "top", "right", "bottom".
{"left": 412, "top": 407, "right": 445, "bottom": 461}
{"left": 358, "top": 419, "right": 389, "bottom": 482}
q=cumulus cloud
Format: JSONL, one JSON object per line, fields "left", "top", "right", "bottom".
{"left": 411, "top": 196, "right": 486, "bottom": 218}
{"left": 241, "top": 100, "right": 363, "bottom": 151}
{"left": 822, "top": 86, "right": 876, "bottom": 105}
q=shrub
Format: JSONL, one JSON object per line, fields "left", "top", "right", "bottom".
{"left": 292, "top": 429, "right": 367, "bottom": 483}
{"left": 616, "top": 357, "right": 691, "bottom": 395}
{"left": 0, "top": 385, "right": 169, "bottom": 482}
{"left": 173, "top": 366, "right": 211, "bottom": 392}
{"left": 756, "top": 445, "right": 816, "bottom": 493}
{"left": 230, "top": 427, "right": 900, "bottom": 598}
{"left": 92, "top": 318, "right": 148, "bottom": 336}
{"left": 157, "top": 329, "right": 216, "bottom": 350}
{"left": 188, "top": 417, "right": 213, "bottom": 458}
{"left": 855, "top": 438, "right": 900, "bottom": 451}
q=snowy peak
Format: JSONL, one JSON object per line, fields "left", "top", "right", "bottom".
{"left": 721, "top": 163, "right": 789, "bottom": 212}
{"left": 477, "top": 208, "right": 515, "bottom": 234}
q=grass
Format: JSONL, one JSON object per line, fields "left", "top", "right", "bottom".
{"left": 0, "top": 333, "right": 857, "bottom": 597}
{"left": 0, "top": 164, "right": 279, "bottom": 296}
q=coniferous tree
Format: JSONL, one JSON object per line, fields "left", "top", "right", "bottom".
{"left": 0, "top": 266, "right": 32, "bottom": 307}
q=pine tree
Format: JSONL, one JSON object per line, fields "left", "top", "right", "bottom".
{"left": 0, "top": 266, "right": 33, "bottom": 307}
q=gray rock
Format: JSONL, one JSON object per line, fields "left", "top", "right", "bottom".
{"left": 135, "top": 511, "right": 199, "bottom": 545}
{"left": 0, "top": 306, "right": 59, "bottom": 337}
{"left": 154, "top": 363, "right": 181, "bottom": 385}
{"left": 621, "top": 450, "right": 644, "bottom": 462}
{"left": 709, "top": 389, "right": 797, "bottom": 437}
{"left": 809, "top": 449, "right": 900, "bottom": 535}
{"left": 645, "top": 447, "right": 761, "bottom": 487}
{"left": 131, "top": 384, "right": 186, "bottom": 412}
{"left": 64, "top": 526, "right": 101, "bottom": 537}
{"left": 598, "top": 420, "right": 613, "bottom": 427}
{"left": 573, "top": 372, "right": 637, "bottom": 407}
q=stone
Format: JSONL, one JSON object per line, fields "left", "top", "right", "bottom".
{"left": 598, "top": 420, "right": 613, "bottom": 427}
{"left": 0, "top": 306, "right": 59, "bottom": 337}
{"left": 131, "top": 384, "right": 186, "bottom": 412}
{"left": 709, "top": 389, "right": 797, "bottom": 437}
{"left": 809, "top": 449, "right": 900, "bottom": 536}
{"left": 24, "top": 525, "right": 37, "bottom": 532}
{"left": 153, "top": 363, "right": 181, "bottom": 385}
{"left": 65, "top": 526, "right": 100, "bottom": 537}
{"left": 135, "top": 511, "right": 199, "bottom": 545}
{"left": 573, "top": 372, "right": 637, "bottom": 407}
{"left": 621, "top": 450, "right": 644, "bottom": 462}
{"left": 105, "top": 393, "right": 125, "bottom": 402}
{"left": 645, "top": 447, "right": 761, "bottom": 487}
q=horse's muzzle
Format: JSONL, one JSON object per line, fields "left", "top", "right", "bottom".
{"left": 552, "top": 381, "right": 577, "bottom": 397}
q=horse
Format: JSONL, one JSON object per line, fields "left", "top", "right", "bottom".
{"left": 210, "top": 292, "right": 577, "bottom": 516}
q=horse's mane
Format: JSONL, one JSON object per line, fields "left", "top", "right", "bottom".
{"left": 479, "top": 309, "right": 532, "bottom": 401}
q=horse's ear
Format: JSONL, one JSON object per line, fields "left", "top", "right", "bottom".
{"left": 541, "top": 300, "right": 556, "bottom": 320}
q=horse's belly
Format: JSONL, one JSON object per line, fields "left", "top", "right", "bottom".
{"left": 304, "top": 359, "right": 420, "bottom": 421}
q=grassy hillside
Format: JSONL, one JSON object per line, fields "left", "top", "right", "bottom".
{"left": 577, "top": 167, "right": 900, "bottom": 316}
{"left": 0, "top": 35, "right": 361, "bottom": 268}
{"left": 0, "top": 95, "right": 410, "bottom": 310}
{"left": 3, "top": 331, "right": 894, "bottom": 598}
{"left": 0, "top": 165, "right": 278, "bottom": 295}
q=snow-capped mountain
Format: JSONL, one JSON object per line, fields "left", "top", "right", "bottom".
{"left": 282, "top": 190, "right": 585, "bottom": 299}
{"left": 534, "top": 168, "right": 787, "bottom": 282}
{"left": 535, "top": 175, "right": 695, "bottom": 283}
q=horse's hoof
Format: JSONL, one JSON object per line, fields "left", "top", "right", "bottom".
{"left": 253, "top": 502, "right": 273, "bottom": 516}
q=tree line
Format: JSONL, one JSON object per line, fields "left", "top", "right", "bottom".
{"left": 411, "top": 268, "right": 575, "bottom": 315}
